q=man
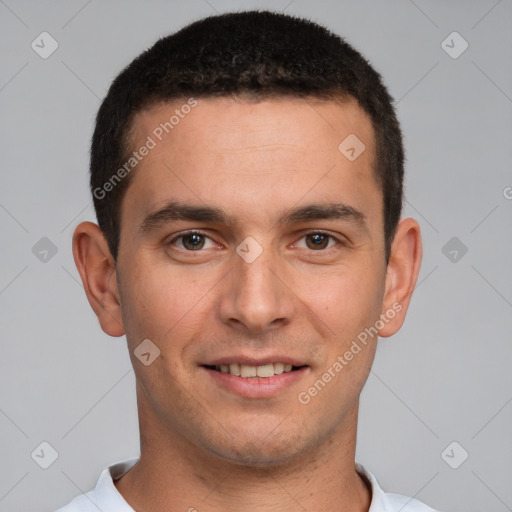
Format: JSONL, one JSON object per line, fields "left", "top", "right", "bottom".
{"left": 58, "top": 9, "right": 437, "bottom": 512}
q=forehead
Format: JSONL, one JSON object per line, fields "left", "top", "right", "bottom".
{"left": 121, "top": 96, "right": 379, "bottom": 230}
{"left": 132, "top": 95, "right": 374, "bottom": 156}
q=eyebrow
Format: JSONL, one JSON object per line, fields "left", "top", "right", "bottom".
{"left": 278, "top": 203, "right": 365, "bottom": 225}
{"left": 138, "top": 201, "right": 366, "bottom": 236}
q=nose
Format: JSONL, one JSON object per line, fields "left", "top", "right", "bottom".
{"left": 218, "top": 243, "right": 295, "bottom": 334}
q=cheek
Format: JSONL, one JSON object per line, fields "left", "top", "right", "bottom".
{"left": 299, "top": 271, "right": 383, "bottom": 411}
{"left": 304, "top": 266, "right": 385, "bottom": 337}
{"left": 118, "top": 260, "right": 214, "bottom": 346}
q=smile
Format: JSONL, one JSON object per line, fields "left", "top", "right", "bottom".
{"left": 211, "top": 363, "right": 300, "bottom": 378}
{"left": 201, "top": 361, "right": 309, "bottom": 399}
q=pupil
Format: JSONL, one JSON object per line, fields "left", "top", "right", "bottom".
{"left": 184, "top": 234, "right": 204, "bottom": 250}
{"left": 307, "top": 233, "right": 328, "bottom": 249}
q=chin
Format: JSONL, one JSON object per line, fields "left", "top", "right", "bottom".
{"left": 202, "top": 426, "right": 318, "bottom": 469}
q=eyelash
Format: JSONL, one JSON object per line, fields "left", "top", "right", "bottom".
{"left": 168, "top": 230, "right": 343, "bottom": 252}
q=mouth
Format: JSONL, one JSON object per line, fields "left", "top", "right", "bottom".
{"left": 200, "top": 360, "right": 309, "bottom": 399}
{"left": 203, "top": 362, "right": 306, "bottom": 378}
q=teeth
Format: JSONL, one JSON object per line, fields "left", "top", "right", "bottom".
{"left": 256, "top": 364, "right": 274, "bottom": 377}
{"left": 273, "top": 363, "right": 284, "bottom": 375}
{"left": 215, "top": 363, "right": 298, "bottom": 378}
{"left": 229, "top": 363, "right": 240, "bottom": 376}
{"left": 240, "top": 364, "right": 257, "bottom": 377}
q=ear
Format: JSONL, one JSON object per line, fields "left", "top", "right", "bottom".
{"left": 378, "top": 217, "right": 422, "bottom": 337}
{"left": 72, "top": 221, "right": 125, "bottom": 337}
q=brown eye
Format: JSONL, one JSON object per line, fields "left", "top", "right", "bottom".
{"left": 305, "top": 233, "right": 330, "bottom": 250}
{"left": 181, "top": 233, "right": 206, "bottom": 250}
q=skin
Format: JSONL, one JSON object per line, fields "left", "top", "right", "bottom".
{"left": 73, "top": 96, "right": 422, "bottom": 512}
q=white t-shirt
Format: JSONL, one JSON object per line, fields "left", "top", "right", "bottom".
{"left": 55, "top": 458, "right": 440, "bottom": 511}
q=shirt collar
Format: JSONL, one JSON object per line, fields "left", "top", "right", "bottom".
{"left": 356, "top": 462, "right": 395, "bottom": 511}
{"left": 97, "top": 458, "right": 392, "bottom": 511}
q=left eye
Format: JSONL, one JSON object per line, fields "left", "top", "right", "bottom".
{"left": 298, "top": 233, "right": 338, "bottom": 250}
{"left": 171, "top": 233, "right": 216, "bottom": 251}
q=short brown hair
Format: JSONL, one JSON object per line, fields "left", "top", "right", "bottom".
{"left": 90, "top": 10, "right": 404, "bottom": 261}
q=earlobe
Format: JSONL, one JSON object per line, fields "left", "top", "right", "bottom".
{"left": 72, "top": 221, "right": 125, "bottom": 337}
{"left": 379, "top": 217, "right": 422, "bottom": 338}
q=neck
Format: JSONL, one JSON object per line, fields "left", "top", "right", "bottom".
{"left": 115, "top": 388, "right": 371, "bottom": 512}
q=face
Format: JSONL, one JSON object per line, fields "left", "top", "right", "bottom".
{"left": 111, "top": 96, "right": 395, "bottom": 465}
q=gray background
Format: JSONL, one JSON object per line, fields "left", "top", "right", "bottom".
{"left": 1, "top": 1, "right": 511, "bottom": 511}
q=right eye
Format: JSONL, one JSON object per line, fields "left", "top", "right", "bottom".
{"left": 169, "top": 231, "right": 216, "bottom": 251}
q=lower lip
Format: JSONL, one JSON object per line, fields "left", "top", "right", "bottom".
{"left": 201, "top": 366, "right": 309, "bottom": 399}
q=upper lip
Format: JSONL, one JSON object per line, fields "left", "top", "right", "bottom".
{"left": 201, "top": 356, "right": 308, "bottom": 367}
